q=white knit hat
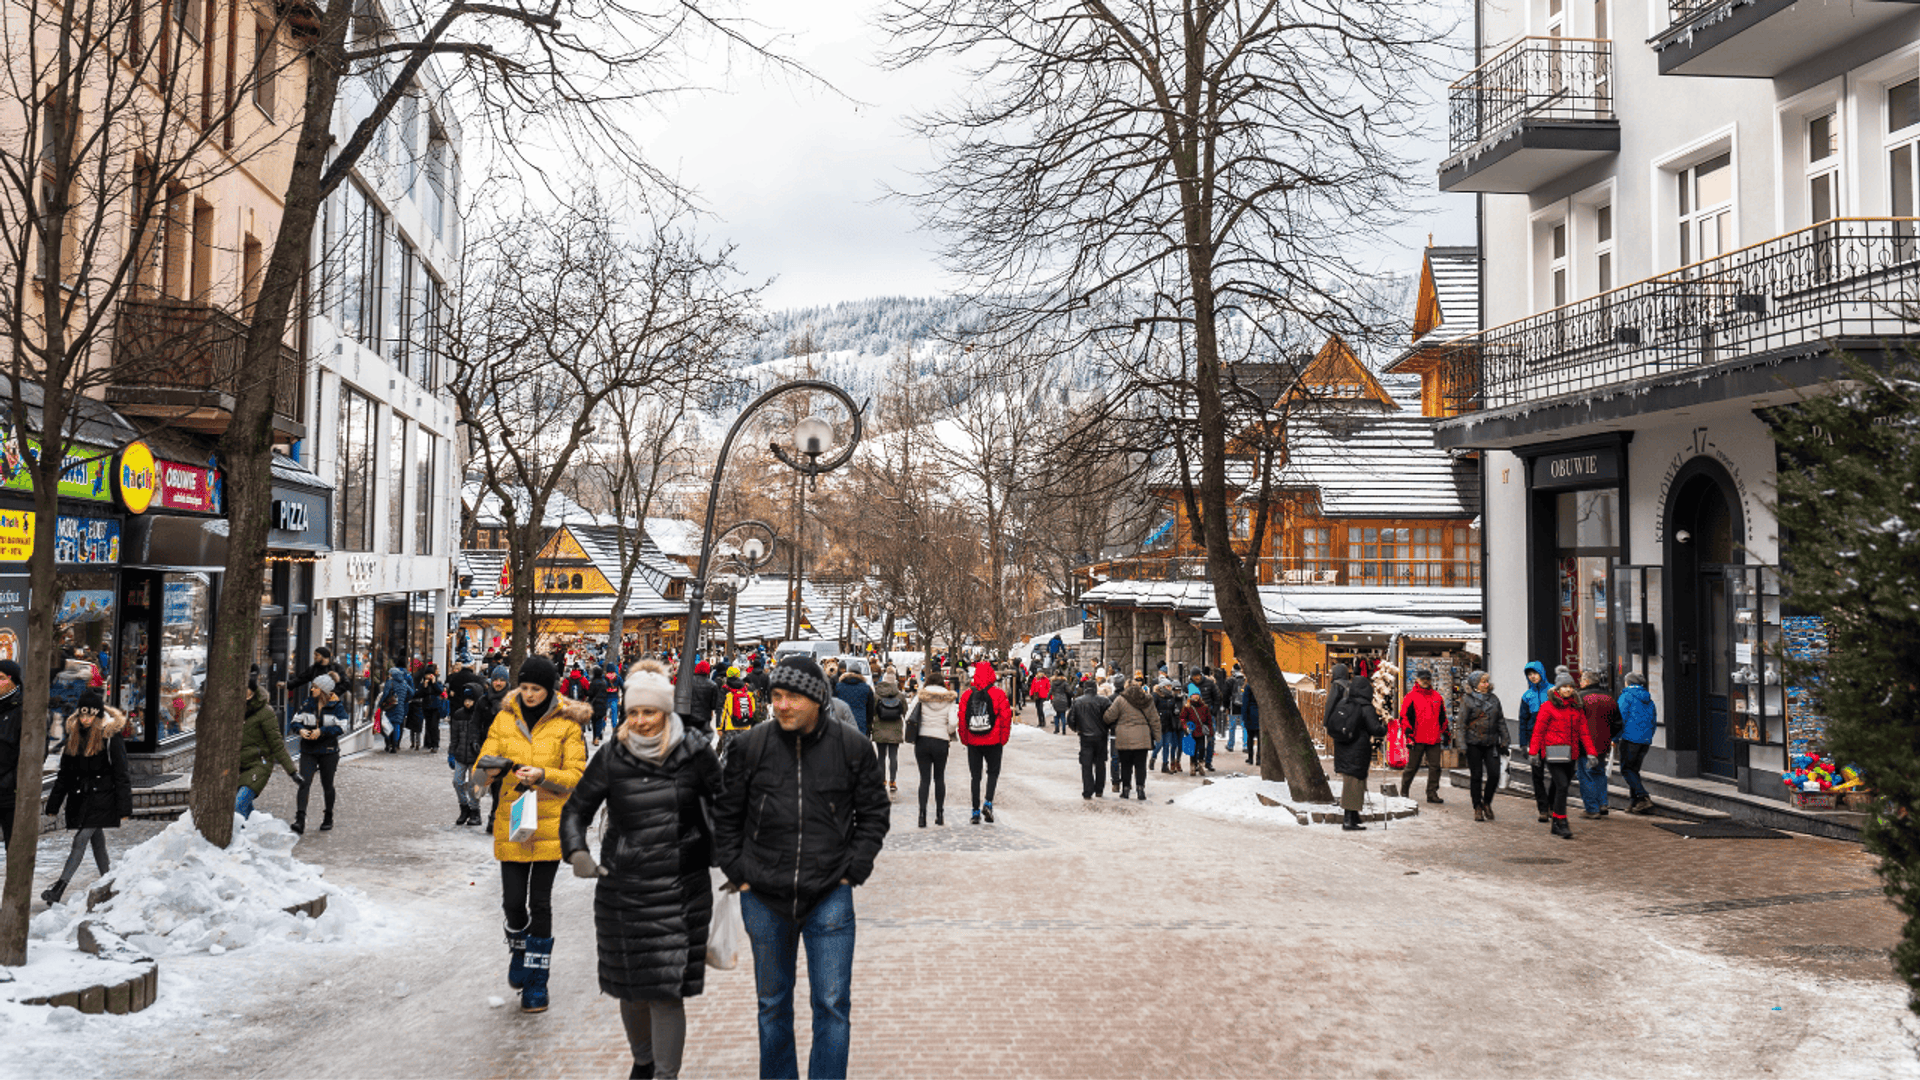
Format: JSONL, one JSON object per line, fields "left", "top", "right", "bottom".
{"left": 623, "top": 659, "right": 675, "bottom": 715}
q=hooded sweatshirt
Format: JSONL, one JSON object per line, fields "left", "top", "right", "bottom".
{"left": 957, "top": 661, "right": 1013, "bottom": 746}
{"left": 1517, "top": 661, "right": 1551, "bottom": 748}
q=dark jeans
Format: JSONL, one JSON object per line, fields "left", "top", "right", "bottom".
{"left": 967, "top": 743, "right": 1003, "bottom": 809}
{"left": 1464, "top": 744, "right": 1502, "bottom": 807}
{"left": 0, "top": 802, "right": 12, "bottom": 848}
{"left": 740, "top": 883, "right": 855, "bottom": 1080}
{"left": 500, "top": 859, "right": 559, "bottom": 938}
{"left": 1116, "top": 748, "right": 1148, "bottom": 794}
{"left": 1051, "top": 703, "right": 1069, "bottom": 733}
{"left": 914, "top": 736, "right": 949, "bottom": 813}
{"left": 1547, "top": 761, "right": 1575, "bottom": 822}
{"left": 296, "top": 753, "right": 338, "bottom": 819}
{"left": 1244, "top": 729, "right": 1258, "bottom": 763}
{"left": 1078, "top": 738, "right": 1107, "bottom": 797}
{"left": 1400, "top": 742, "right": 1444, "bottom": 797}
{"left": 1530, "top": 756, "right": 1550, "bottom": 814}
{"left": 1618, "top": 739, "right": 1651, "bottom": 800}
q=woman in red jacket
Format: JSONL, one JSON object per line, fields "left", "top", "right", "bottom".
{"left": 1179, "top": 694, "right": 1213, "bottom": 777}
{"left": 1527, "top": 672, "right": 1600, "bottom": 838}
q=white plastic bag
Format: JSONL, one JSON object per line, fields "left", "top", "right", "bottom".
{"left": 508, "top": 789, "right": 539, "bottom": 843}
{"left": 707, "top": 871, "right": 743, "bottom": 970}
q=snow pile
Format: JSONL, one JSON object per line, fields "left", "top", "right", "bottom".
{"left": 28, "top": 811, "right": 381, "bottom": 956}
{"left": 0, "top": 940, "right": 150, "bottom": 1004}
{"left": 1174, "top": 775, "right": 1418, "bottom": 826}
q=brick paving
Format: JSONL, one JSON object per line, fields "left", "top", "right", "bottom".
{"left": 31, "top": 717, "right": 1918, "bottom": 1078}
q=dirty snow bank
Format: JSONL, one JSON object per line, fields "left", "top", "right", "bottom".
{"left": 1174, "top": 775, "right": 1419, "bottom": 826}
{"left": 29, "top": 810, "right": 384, "bottom": 956}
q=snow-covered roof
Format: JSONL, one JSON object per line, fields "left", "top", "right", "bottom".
{"left": 644, "top": 518, "right": 702, "bottom": 559}
{"left": 1079, "top": 579, "right": 1218, "bottom": 614}
{"left": 465, "top": 483, "right": 606, "bottom": 529}
{"left": 459, "top": 586, "right": 686, "bottom": 621}
{"left": 1188, "top": 584, "right": 1480, "bottom": 635}
{"left": 569, "top": 524, "right": 692, "bottom": 595}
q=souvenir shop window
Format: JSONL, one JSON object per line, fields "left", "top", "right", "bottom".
{"left": 1728, "top": 566, "right": 1784, "bottom": 744}
{"left": 52, "top": 571, "right": 114, "bottom": 735}
{"left": 157, "top": 572, "right": 211, "bottom": 741}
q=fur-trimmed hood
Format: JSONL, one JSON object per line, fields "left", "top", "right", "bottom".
{"left": 838, "top": 670, "right": 867, "bottom": 684}
{"left": 914, "top": 685, "right": 957, "bottom": 707}
{"left": 63, "top": 705, "right": 127, "bottom": 756}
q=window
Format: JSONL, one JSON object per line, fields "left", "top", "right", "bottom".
{"left": 401, "top": 88, "right": 420, "bottom": 194}
{"left": 1889, "top": 78, "right": 1920, "bottom": 217}
{"left": 336, "top": 386, "right": 375, "bottom": 551}
{"left": 253, "top": 18, "right": 276, "bottom": 117}
{"left": 1449, "top": 524, "right": 1481, "bottom": 587}
{"left": 1348, "top": 526, "right": 1407, "bottom": 587}
{"left": 426, "top": 119, "right": 449, "bottom": 239}
{"left": 388, "top": 415, "right": 407, "bottom": 554}
{"left": 1594, "top": 204, "right": 1613, "bottom": 293}
{"left": 1677, "top": 153, "right": 1733, "bottom": 264}
{"left": 571, "top": 573, "right": 584, "bottom": 590}
{"left": 1592, "top": 0, "right": 1608, "bottom": 37}
{"left": 1807, "top": 111, "right": 1839, "bottom": 224}
{"left": 1300, "top": 526, "right": 1333, "bottom": 579}
{"left": 1550, "top": 220, "right": 1568, "bottom": 306}
{"left": 1407, "top": 527, "right": 1443, "bottom": 586}
{"left": 420, "top": 272, "right": 444, "bottom": 387}
{"left": 242, "top": 235, "right": 262, "bottom": 310}
{"left": 388, "top": 235, "right": 415, "bottom": 365}
{"left": 335, "top": 180, "right": 386, "bottom": 349}
{"left": 190, "top": 199, "right": 213, "bottom": 300}
{"left": 414, "top": 434, "right": 435, "bottom": 555}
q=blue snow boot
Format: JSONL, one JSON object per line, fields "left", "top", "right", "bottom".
{"left": 505, "top": 920, "right": 529, "bottom": 989}
{"left": 520, "top": 935, "right": 554, "bottom": 1012}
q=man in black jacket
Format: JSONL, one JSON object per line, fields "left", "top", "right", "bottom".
{"left": 684, "top": 661, "right": 720, "bottom": 735}
{"left": 1068, "top": 679, "right": 1112, "bottom": 799}
{"left": 714, "top": 655, "right": 889, "bottom": 1080}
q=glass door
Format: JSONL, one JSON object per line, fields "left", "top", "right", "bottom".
{"left": 1699, "top": 568, "right": 1735, "bottom": 778}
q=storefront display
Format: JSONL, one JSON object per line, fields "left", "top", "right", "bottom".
{"left": 158, "top": 573, "right": 211, "bottom": 739}
{"left": 1728, "top": 566, "right": 1784, "bottom": 744}
{"left": 1783, "top": 614, "right": 1830, "bottom": 757}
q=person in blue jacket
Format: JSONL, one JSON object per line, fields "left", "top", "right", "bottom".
{"left": 379, "top": 665, "right": 414, "bottom": 754}
{"left": 1517, "top": 662, "right": 1552, "bottom": 823}
{"left": 1616, "top": 672, "right": 1658, "bottom": 814}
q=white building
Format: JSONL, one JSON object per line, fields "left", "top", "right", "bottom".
{"left": 302, "top": 13, "right": 463, "bottom": 693}
{"left": 1430, "top": 0, "right": 1915, "bottom": 821}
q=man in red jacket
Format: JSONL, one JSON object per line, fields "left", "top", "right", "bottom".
{"left": 1398, "top": 668, "right": 1450, "bottom": 804}
{"left": 1029, "top": 671, "right": 1053, "bottom": 728}
{"left": 957, "top": 660, "right": 1013, "bottom": 823}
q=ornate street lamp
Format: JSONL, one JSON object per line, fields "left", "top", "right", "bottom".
{"left": 674, "top": 382, "right": 861, "bottom": 718}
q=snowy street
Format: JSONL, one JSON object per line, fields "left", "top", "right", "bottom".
{"left": 3, "top": 718, "right": 1913, "bottom": 1078}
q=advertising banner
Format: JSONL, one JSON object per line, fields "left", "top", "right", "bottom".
{"left": 0, "top": 420, "right": 113, "bottom": 503}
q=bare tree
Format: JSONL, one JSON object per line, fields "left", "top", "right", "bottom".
{"left": 446, "top": 189, "right": 755, "bottom": 674}
{"left": 884, "top": 0, "right": 1444, "bottom": 800}
{"left": 0, "top": 0, "right": 310, "bottom": 961}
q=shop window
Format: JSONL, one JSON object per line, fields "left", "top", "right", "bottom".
{"left": 158, "top": 572, "right": 211, "bottom": 741}
{"left": 1554, "top": 489, "right": 1620, "bottom": 685}
{"left": 52, "top": 572, "right": 114, "bottom": 741}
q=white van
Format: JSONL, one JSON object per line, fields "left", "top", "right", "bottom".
{"left": 773, "top": 639, "right": 840, "bottom": 665}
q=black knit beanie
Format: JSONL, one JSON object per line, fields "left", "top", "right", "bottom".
{"left": 767, "top": 655, "right": 832, "bottom": 708}
{"left": 517, "top": 655, "right": 559, "bottom": 694}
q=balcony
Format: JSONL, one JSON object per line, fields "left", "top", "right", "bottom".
{"left": 1439, "top": 37, "right": 1620, "bottom": 194}
{"left": 1090, "top": 556, "right": 1480, "bottom": 589}
{"left": 1654, "top": 0, "right": 1920, "bottom": 79}
{"left": 108, "top": 298, "right": 306, "bottom": 438}
{"left": 1439, "top": 217, "right": 1920, "bottom": 420}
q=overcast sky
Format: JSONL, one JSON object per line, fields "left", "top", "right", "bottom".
{"left": 627, "top": 2, "right": 1475, "bottom": 312}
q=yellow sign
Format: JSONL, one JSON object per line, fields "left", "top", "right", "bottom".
{"left": 0, "top": 508, "right": 33, "bottom": 560}
{"left": 116, "top": 441, "right": 157, "bottom": 514}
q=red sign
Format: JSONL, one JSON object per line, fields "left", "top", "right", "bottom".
{"left": 155, "top": 459, "right": 220, "bottom": 513}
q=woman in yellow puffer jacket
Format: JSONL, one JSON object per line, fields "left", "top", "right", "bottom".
{"left": 474, "top": 655, "right": 588, "bottom": 1013}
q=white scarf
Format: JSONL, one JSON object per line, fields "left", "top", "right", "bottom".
{"left": 622, "top": 712, "right": 685, "bottom": 764}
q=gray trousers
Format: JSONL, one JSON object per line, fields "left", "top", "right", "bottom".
{"left": 621, "top": 997, "right": 686, "bottom": 1078}
{"left": 1340, "top": 774, "right": 1367, "bottom": 811}
{"left": 451, "top": 761, "right": 480, "bottom": 810}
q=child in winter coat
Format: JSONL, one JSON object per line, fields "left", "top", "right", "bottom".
{"left": 41, "top": 690, "right": 132, "bottom": 905}
{"left": 448, "top": 682, "right": 488, "bottom": 826}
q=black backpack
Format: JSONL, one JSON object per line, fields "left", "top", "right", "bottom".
{"left": 1325, "top": 684, "right": 1364, "bottom": 743}
{"left": 875, "top": 696, "right": 905, "bottom": 723}
{"left": 965, "top": 689, "right": 997, "bottom": 735}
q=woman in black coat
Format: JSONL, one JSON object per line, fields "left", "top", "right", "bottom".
{"left": 560, "top": 662, "right": 722, "bottom": 1080}
{"left": 41, "top": 691, "right": 132, "bottom": 904}
{"left": 1326, "top": 665, "right": 1388, "bottom": 833}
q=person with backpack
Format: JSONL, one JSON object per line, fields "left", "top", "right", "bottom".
{"left": 1151, "top": 678, "right": 1182, "bottom": 773}
{"left": 1049, "top": 674, "right": 1073, "bottom": 735}
{"left": 870, "top": 675, "right": 908, "bottom": 794}
{"left": 1324, "top": 664, "right": 1387, "bottom": 831}
{"left": 906, "top": 671, "right": 959, "bottom": 826}
{"left": 1459, "top": 671, "right": 1508, "bottom": 822}
{"left": 717, "top": 665, "right": 757, "bottom": 753}
{"left": 1576, "top": 671, "right": 1623, "bottom": 818}
{"left": 957, "top": 660, "right": 1013, "bottom": 823}
{"left": 1028, "top": 670, "right": 1052, "bottom": 729}
{"left": 1069, "top": 678, "right": 1113, "bottom": 798}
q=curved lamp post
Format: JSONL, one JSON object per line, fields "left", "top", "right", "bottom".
{"left": 696, "top": 523, "right": 776, "bottom": 660}
{"left": 675, "top": 381, "right": 862, "bottom": 718}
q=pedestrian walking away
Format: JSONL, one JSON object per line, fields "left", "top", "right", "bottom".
{"left": 417, "top": 667, "right": 448, "bottom": 752}
{"left": 235, "top": 675, "right": 298, "bottom": 820}
{"left": 1323, "top": 664, "right": 1387, "bottom": 831}
{"left": 958, "top": 660, "right": 1014, "bottom": 823}
{"left": 832, "top": 663, "right": 876, "bottom": 739}
{"left": 1616, "top": 672, "right": 1658, "bottom": 814}
{"left": 448, "top": 682, "right": 488, "bottom": 826}
{"left": 1070, "top": 678, "right": 1113, "bottom": 798}
{"left": 1459, "top": 671, "right": 1508, "bottom": 821}
{"left": 685, "top": 661, "right": 721, "bottom": 736}
{"left": 906, "top": 673, "right": 958, "bottom": 827}
{"left": 560, "top": 661, "right": 723, "bottom": 1080}
{"left": 1103, "top": 679, "right": 1160, "bottom": 801}
{"left": 1576, "top": 672, "right": 1623, "bottom": 818}
{"left": 1151, "top": 679, "right": 1181, "bottom": 773}
{"left": 1028, "top": 670, "right": 1052, "bottom": 729}
{"left": 293, "top": 674, "right": 349, "bottom": 834}
{"left": 40, "top": 689, "right": 133, "bottom": 905}
{"left": 473, "top": 654, "right": 589, "bottom": 1013}
{"left": 713, "top": 655, "right": 890, "bottom": 1080}
{"left": 1242, "top": 684, "right": 1261, "bottom": 766}
{"left": 869, "top": 675, "right": 907, "bottom": 794}
{"left": 1049, "top": 675, "right": 1072, "bottom": 735}
{"left": 1397, "top": 668, "right": 1449, "bottom": 804}
{"left": 0, "top": 660, "right": 25, "bottom": 849}
{"left": 1178, "top": 693, "right": 1213, "bottom": 776}
{"left": 1529, "top": 671, "right": 1600, "bottom": 839}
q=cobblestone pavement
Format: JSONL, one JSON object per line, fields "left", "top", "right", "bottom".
{"left": 27, "top": 716, "right": 1919, "bottom": 1079}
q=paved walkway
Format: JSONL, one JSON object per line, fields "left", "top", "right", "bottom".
{"left": 17, "top": 716, "right": 1917, "bottom": 1078}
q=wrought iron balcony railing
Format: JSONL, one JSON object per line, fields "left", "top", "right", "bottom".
{"left": 1449, "top": 36, "right": 1614, "bottom": 157}
{"left": 1667, "top": 0, "right": 1721, "bottom": 27}
{"left": 112, "top": 297, "right": 305, "bottom": 425}
{"left": 1090, "top": 556, "right": 1480, "bottom": 589}
{"left": 1457, "top": 217, "right": 1920, "bottom": 410}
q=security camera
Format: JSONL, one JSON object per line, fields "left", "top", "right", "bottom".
{"left": 1676, "top": 529, "right": 1692, "bottom": 544}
